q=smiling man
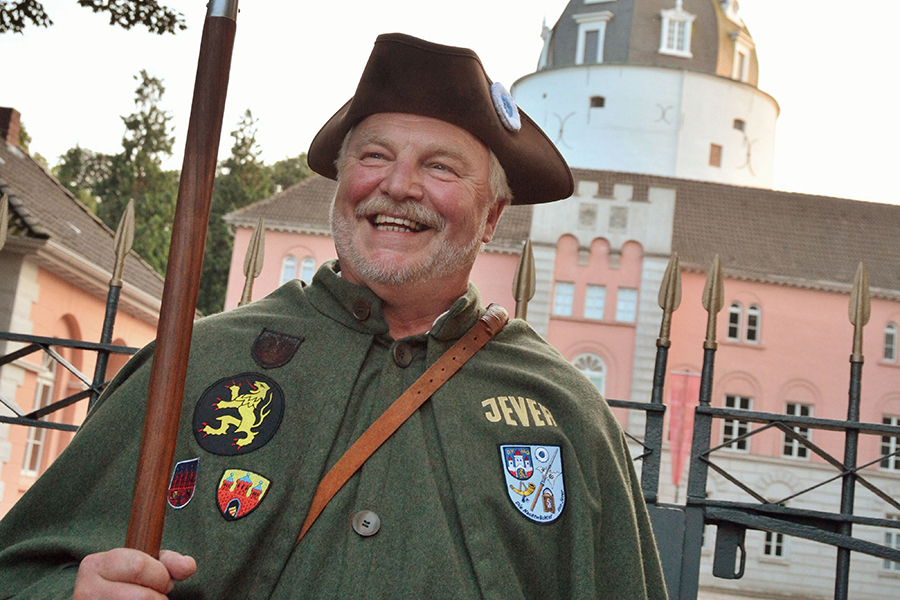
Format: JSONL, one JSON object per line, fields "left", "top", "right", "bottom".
{"left": 0, "top": 34, "right": 668, "bottom": 599}
{"left": 330, "top": 112, "right": 507, "bottom": 338}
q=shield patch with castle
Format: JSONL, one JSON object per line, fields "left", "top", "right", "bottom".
{"left": 503, "top": 446, "right": 534, "bottom": 480}
{"left": 217, "top": 469, "right": 271, "bottom": 520}
{"left": 500, "top": 444, "right": 565, "bottom": 523}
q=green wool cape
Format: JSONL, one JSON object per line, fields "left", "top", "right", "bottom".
{"left": 0, "top": 261, "right": 667, "bottom": 599}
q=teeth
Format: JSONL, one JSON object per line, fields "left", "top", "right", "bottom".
{"left": 373, "top": 214, "right": 427, "bottom": 232}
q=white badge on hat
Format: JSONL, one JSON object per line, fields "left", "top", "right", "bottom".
{"left": 491, "top": 82, "right": 521, "bottom": 132}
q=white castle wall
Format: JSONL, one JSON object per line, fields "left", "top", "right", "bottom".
{"left": 512, "top": 64, "right": 778, "bottom": 188}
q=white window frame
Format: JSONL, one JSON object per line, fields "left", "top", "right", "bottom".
{"left": 885, "top": 515, "right": 900, "bottom": 571}
{"left": 573, "top": 353, "right": 607, "bottom": 395}
{"left": 885, "top": 322, "right": 898, "bottom": 362}
{"left": 280, "top": 255, "right": 297, "bottom": 285}
{"left": 731, "top": 30, "right": 754, "bottom": 82}
{"left": 21, "top": 359, "right": 56, "bottom": 477}
{"left": 763, "top": 531, "right": 785, "bottom": 558}
{"left": 574, "top": 11, "right": 613, "bottom": 65}
{"left": 882, "top": 415, "right": 900, "bottom": 471}
{"left": 783, "top": 402, "right": 812, "bottom": 459}
{"left": 584, "top": 285, "right": 606, "bottom": 320}
{"left": 615, "top": 288, "right": 638, "bottom": 323}
{"left": 727, "top": 302, "right": 742, "bottom": 341}
{"left": 723, "top": 394, "right": 752, "bottom": 452}
{"left": 552, "top": 281, "right": 575, "bottom": 317}
{"left": 659, "top": 2, "right": 695, "bottom": 58}
{"left": 746, "top": 304, "right": 761, "bottom": 343}
{"left": 299, "top": 257, "right": 316, "bottom": 284}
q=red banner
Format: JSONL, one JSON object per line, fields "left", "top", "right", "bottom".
{"left": 668, "top": 372, "right": 701, "bottom": 487}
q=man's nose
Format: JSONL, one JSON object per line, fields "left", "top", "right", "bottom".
{"left": 379, "top": 157, "right": 425, "bottom": 202}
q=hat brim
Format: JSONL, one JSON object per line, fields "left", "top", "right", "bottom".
{"left": 308, "top": 33, "right": 573, "bottom": 206}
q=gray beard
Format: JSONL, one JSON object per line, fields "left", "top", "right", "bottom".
{"left": 330, "top": 196, "right": 486, "bottom": 287}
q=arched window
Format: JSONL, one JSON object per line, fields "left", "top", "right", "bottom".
{"left": 573, "top": 353, "right": 606, "bottom": 395}
{"left": 882, "top": 415, "right": 900, "bottom": 471}
{"left": 885, "top": 323, "right": 898, "bottom": 361}
{"left": 727, "top": 302, "right": 742, "bottom": 341}
{"left": 299, "top": 257, "right": 316, "bottom": 284}
{"left": 746, "top": 304, "right": 761, "bottom": 343}
{"left": 280, "top": 255, "right": 297, "bottom": 286}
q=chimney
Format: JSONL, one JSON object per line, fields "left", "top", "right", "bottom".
{"left": 0, "top": 107, "right": 21, "bottom": 147}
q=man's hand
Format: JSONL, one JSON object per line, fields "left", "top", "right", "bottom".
{"left": 73, "top": 548, "right": 196, "bottom": 599}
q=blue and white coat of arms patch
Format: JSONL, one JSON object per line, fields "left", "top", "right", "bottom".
{"left": 500, "top": 444, "right": 565, "bottom": 523}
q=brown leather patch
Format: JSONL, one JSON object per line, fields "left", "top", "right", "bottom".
{"left": 252, "top": 329, "right": 304, "bottom": 369}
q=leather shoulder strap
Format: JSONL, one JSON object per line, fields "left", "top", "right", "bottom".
{"left": 296, "top": 304, "right": 508, "bottom": 545}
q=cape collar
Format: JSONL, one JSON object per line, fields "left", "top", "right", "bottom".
{"left": 305, "top": 259, "right": 482, "bottom": 342}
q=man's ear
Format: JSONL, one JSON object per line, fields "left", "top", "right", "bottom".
{"left": 481, "top": 198, "right": 509, "bottom": 244}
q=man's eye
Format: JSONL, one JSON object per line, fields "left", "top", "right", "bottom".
{"left": 362, "top": 152, "right": 385, "bottom": 160}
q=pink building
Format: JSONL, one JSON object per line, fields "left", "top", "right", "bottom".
{"left": 0, "top": 107, "right": 162, "bottom": 516}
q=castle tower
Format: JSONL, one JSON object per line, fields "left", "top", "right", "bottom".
{"left": 513, "top": 0, "right": 777, "bottom": 188}
{"left": 511, "top": 1, "right": 780, "bottom": 432}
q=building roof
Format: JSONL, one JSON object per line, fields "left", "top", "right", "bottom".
{"left": 0, "top": 139, "right": 165, "bottom": 314}
{"left": 570, "top": 168, "right": 900, "bottom": 298}
{"left": 224, "top": 174, "right": 336, "bottom": 235}
{"left": 543, "top": 0, "right": 758, "bottom": 86}
{"left": 223, "top": 173, "right": 534, "bottom": 254}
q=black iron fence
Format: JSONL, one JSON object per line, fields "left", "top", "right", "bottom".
{"left": 606, "top": 254, "right": 900, "bottom": 600}
{"left": 0, "top": 199, "right": 139, "bottom": 432}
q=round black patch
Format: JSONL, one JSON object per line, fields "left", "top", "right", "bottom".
{"left": 193, "top": 373, "right": 285, "bottom": 455}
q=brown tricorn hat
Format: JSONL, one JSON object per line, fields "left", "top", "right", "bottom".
{"left": 308, "top": 33, "right": 573, "bottom": 206}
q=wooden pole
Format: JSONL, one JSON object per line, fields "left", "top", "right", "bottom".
{"left": 125, "top": 0, "right": 239, "bottom": 556}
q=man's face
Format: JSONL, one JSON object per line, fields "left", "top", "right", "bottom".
{"left": 331, "top": 113, "right": 505, "bottom": 290}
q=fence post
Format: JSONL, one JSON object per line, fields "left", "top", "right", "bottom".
{"left": 89, "top": 201, "right": 134, "bottom": 408}
{"left": 835, "top": 264, "right": 869, "bottom": 599}
{"left": 679, "top": 255, "right": 723, "bottom": 599}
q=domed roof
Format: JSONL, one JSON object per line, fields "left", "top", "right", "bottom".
{"left": 539, "top": 0, "right": 759, "bottom": 87}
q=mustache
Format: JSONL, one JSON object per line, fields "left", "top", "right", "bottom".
{"left": 353, "top": 196, "right": 446, "bottom": 231}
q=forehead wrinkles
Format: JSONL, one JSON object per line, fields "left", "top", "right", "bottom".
{"left": 351, "top": 125, "right": 484, "bottom": 171}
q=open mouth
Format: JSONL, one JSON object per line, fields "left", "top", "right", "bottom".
{"left": 371, "top": 214, "right": 429, "bottom": 233}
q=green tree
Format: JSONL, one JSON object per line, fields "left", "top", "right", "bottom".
{"left": 95, "top": 71, "right": 177, "bottom": 274}
{"left": 53, "top": 145, "right": 110, "bottom": 213}
{"left": 54, "top": 70, "right": 178, "bottom": 274}
{"left": 0, "top": 0, "right": 185, "bottom": 35}
{"left": 269, "top": 153, "right": 311, "bottom": 192}
{"left": 196, "top": 109, "right": 272, "bottom": 315}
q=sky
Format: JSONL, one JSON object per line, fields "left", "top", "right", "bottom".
{"left": 2, "top": 0, "right": 898, "bottom": 205}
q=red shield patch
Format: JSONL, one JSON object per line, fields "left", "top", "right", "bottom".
{"left": 167, "top": 458, "right": 199, "bottom": 509}
{"left": 217, "top": 469, "right": 270, "bottom": 520}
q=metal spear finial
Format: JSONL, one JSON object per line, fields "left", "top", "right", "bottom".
{"left": 701, "top": 254, "right": 724, "bottom": 349}
{"left": 0, "top": 193, "right": 9, "bottom": 252}
{"left": 110, "top": 200, "right": 135, "bottom": 287}
{"left": 657, "top": 253, "right": 682, "bottom": 347}
{"left": 239, "top": 218, "right": 265, "bottom": 307}
{"left": 512, "top": 238, "right": 536, "bottom": 320}
{"left": 849, "top": 262, "right": 870, "bottom": 362}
